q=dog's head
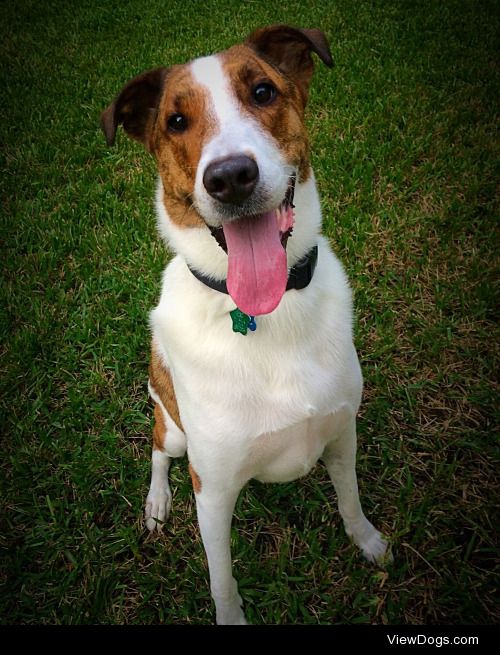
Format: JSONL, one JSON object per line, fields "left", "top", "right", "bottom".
{"left": 102, "top": 25, "right": 332, "bottom": 315}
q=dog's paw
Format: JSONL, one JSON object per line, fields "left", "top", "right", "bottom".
{"left": 345, "top": 517, "right": 393, "bottom": 568}
{"left": 145, "top": 486, "right": 172, "bottom": 532}
{"left": 215, "top": 593, "right": 248, "bottom": 625}
{"left": 358, "top": 530, "right": 393, "bottom": 567}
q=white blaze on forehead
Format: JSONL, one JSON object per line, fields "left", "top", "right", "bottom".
{"left": 190, "top": 53, "right": 286, "bottom": 159}
{"left": 190, "top": 55, "right": 235, "bottom": 128}
{"left": 190, "top": 53, "right": 262, "bottom": 161}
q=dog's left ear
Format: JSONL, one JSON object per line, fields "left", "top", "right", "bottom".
{"left": 101, "top": 67, "right": 168, "bottom": 150}
{"left": 246, "top": 24, "right": 333, "bottom": 105}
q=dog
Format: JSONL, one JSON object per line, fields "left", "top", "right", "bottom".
{"left": 101, "top": 24, "right": 391, "bottom": 625}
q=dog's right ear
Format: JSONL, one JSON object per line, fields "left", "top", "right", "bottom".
{"left": 101, "top": 67, "right": 168, "bottom": 151}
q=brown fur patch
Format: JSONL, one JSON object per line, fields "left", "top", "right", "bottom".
{"left": 152, "top": 402, "right": 167, "bottom": 451}
{"left": 221, "top": 46, "right": 311, "bottom": 183}
{"left": 150, "top": 65, "right": 215, "bottom": 228}
{"left": 149, "top": 343, "right": 183, "bottom": 432}
{"left": 188, "top": 463, "right": 202, "bottom": 494}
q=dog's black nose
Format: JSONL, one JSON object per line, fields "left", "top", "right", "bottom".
{"left": 203, "top": 155, "right": 259, "bottom": 204}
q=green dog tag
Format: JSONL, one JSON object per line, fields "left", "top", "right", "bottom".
{"left": 230, "top": 308, "right": 257, "bottom": 335}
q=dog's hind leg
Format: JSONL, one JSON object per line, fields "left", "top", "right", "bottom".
{"left": 145, "top": 401, "right": 186, "bottom": 532}
{"left": 322, "top": 414, "right": 392, "bottom": 566}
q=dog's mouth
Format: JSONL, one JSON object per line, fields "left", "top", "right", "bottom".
{"left": 209, "top": 176, "right": 296, "bottom": 316}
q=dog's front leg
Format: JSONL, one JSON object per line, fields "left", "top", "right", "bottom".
{"left": 323, "top": 415, "right": 392, "bottom": 566}
{"left": 192, "top": 474, "right": 247, "bottom": 625}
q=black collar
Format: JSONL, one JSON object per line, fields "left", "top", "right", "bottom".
{"left": 188, "top": 244, "right": 318, "bottom": 297}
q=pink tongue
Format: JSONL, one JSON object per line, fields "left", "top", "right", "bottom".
{"left": 222, "top": 211, "right": 287, "bottom": 316}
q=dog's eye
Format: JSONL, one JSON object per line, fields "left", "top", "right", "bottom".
{"left": 252, "top": 82, "right": 277, "bottom": 107}
{"left": 167, "top": 113, "right": 188, "bottom": 133}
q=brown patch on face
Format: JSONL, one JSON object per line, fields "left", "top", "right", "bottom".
{"left": 150, "top": 65, "right": 216, "bottom": 228}
{"left": 152, "top": 402, "right": 167, "bottom": 451}
{"left": 221, "top": 46, "right": 311, "bottom": 183}
{"left": 149, "top": 343, "right": 183, "bottom": 431}
{"left": 188, "top": 463, "right": 202, "bottom": 494}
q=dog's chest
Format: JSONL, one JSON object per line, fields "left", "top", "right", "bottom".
{"left": 165, "top": 318, "right": 338, "bottom": 439}
{"left": 151, "top": 244, "right": 362, "bottom": 446}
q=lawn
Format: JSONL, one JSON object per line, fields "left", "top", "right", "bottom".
{"left": 1, "top": 0, "right": 498, "bottom": 625}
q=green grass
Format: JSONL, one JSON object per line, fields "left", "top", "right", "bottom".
{"left": 1, "top": 0, "right": 498, "bottom": 625}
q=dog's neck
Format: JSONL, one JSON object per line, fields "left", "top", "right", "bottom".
{"left": 155, "top": 172, "right": 322, "bottom": 282}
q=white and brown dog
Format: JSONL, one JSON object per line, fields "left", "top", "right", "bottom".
{"left": 102, "top": 24, "right": 391, "bottom": 625}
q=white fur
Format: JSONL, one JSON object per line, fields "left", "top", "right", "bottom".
{"left": 145, "top": 449, "right": 171, "bottom": 531}
{"left": 145, "top": 50, "right": 391, "bottom": 624}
